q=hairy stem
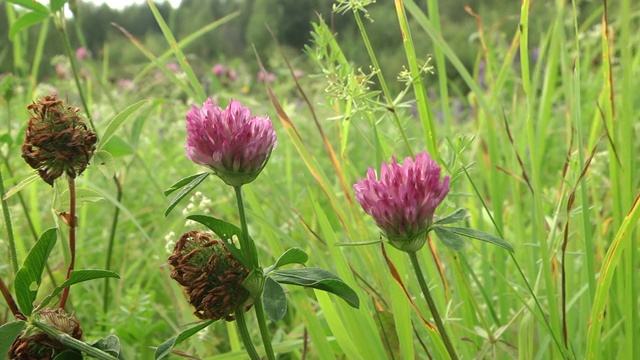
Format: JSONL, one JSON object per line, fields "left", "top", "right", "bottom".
{"left": 59, "top": 177, "right": 77, "bottom": 309}
{"left": 0, "top": 275, "right": 24, "bottom": 320}
{"left": 234, "top": 308, "right": 260, "bottom": 360}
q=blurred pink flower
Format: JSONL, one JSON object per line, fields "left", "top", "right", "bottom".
{"left": 257, "top": 70, "right": 276, "bottom": 83}
{"left": 293, "top": 70, "right": 304, "bottom": 79}
{"left": 167, "top": 62, "right": 180, "bottom": 72}
{"left": 228, "top": 70, "right": 237, "bottom": 82}
{"left": 75, "top": 47, "right": 88, "bottom": 61}
{"left": 185, "top": 98, "right": 277, "bottom": 186}
{"left": 354, "top": 152, "right": 450, "bottom": 252}
{"left": 117, "top": 79, "right": 133, "bottom": 90}
{"left": 212, "top": 64, "right": 227, "bottom": 77}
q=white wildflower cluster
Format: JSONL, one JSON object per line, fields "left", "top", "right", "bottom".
{"left": 183, "top": 191, "right": 212, "bottom": 227}
{"left": 164, "top": 231, "right": 176, "bottom": 254}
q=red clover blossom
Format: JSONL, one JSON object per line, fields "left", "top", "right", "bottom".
{"left": 354, "top": 152, "right": 450, "bottom": 252}
{"left": 185, "top": 98, "right": 277, "bottom": 186}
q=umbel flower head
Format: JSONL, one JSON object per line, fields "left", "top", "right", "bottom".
{"left": 354, "top": 152, "right": 450, "bottom": 253}
{"left": 168, "top": 230, "right": 252, "bottom": 321}
{"left": 9, "top": 308, "right": 83, "bottom": 360}
{"left": 185, "top": 98, "right": 277, "bottom": 187}
{"left": 22, "top": 95, "right": 97, "bottom": 186}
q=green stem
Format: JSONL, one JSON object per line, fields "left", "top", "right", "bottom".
{"left": 253, "top": 299, "right": 276, "bottom": 360}
{"left": 0, "top": 166, "right": 18, "bottom": 275}
{"left": 32, "top": 320, "right": 118, "bottom": 360}
{"left": 408, "top": 251, "right": 458, "bottom": 360}
{"left": 234, "top": 309, "right": 261, "bottom": 360}
{"left": 233, "top": 186, "right": 275, "bottom": 360}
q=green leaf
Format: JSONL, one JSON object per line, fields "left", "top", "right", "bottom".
{"left": 164, "top": 173, "right": 209, "bottom": 216}
{"left": 444, "top": 226, "right": 514, "bottom": 252}
{"left": 0, "top": 132, "right": 12, "bottom": 146}
{"left": 102, "top": 135, "right": 133, "bottom": 158}
{"left": 263, "top": 277, "right": 287, "bottom": 321}
{"left": 9, "top": 11, "right": 49, "bottom": 40}
{"left": 164, "top": 172, "right": 208, "bottom": 197}
{"left": 50, "top": 0, "right": 67, "bottom": 12}
{"left": 98, "top": 100, "right": 148, "bottom": 150}
{"left": 186, "top": 215, "right": 247, "bottom": 267}
{"left": 3, "top": 174, "right": 39, "bottom": 200}
{"left": 433, "top": 226, "right": 465, "bottom": 251}
{"left": 35, "top": 270, "right": 120, "bottom": 312}
{"left": 0, "top": 321, "right": 26, "bottom": 358}
{"left": 264, "top": 248, "right": 308, "bottom": 274}
{"left": 53, "top": 350, "right": 83, "bottom": 360}
{"left": 155, "top": 320, "right": 214, "bottom": 360}
{"left": 7, "top": 0, "right": 49, "bottom": 13}
{"left": 434, "top": 208, "right": 467, "bottom": 225}
{"left": 93, "top": 150, "right": 116, "bottom": 179}
{"left": 270, "top": 268, "right": 359, "bottom": 308}
{"left": 88, "top": 335, "right": 123, "bottom": 359}
{"left": 14, "top": 228, "right": 57, "bottom": 316}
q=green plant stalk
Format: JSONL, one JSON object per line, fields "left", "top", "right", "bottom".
{"left": 103, "top": 175, "right": 123, "bottom": 315}
{"left": 27, "top": 17, "right": 49, "bottom": 97}
{"left": 58, "top": 177, "right": 77, "bottom": 310}
{"left": 393, "top": 0, "right": 437, "bottom": 156}
{"left": 233, "top": 186, "right": 275, "bottom": 360}
{"left": 408, "top": 251, "right": 458, "bottom": 360}
{"left": 31, "top": 320, "right": 118, "bottom": 360}
{"left": 234, "top": 309, "right": 261, "bottom": 360}
{"left": 56, "top": 19, "right": 96, "bottom": 130}
{"left": 351, "top": 9, "right": 412, "bottom": 155}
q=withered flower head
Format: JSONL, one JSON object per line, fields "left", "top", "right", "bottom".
{"left": 22, "top": 95, "right": 97, "bottom": 186}
{"left": 9, "top": 308, "right": 83, "bottom": 360}
{"left": 168, "top": 230, "right": 251, "bottom": 321}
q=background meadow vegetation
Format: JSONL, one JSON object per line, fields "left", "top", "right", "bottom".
{"left": 1, "top": 0, "right": 639, "bottom": 359}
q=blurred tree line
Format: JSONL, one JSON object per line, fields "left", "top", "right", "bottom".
{"left": 1, "top": 0, "right": 597, "bottom": 87}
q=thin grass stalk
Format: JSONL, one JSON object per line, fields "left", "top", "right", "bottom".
{"left": 424, "top": 0, "right": 452, "bottom": 137}
{"left": 0, "top": 167, "right": 18, "bottom": 276}
{"left": 393, "top": 0, "right": 438, "bottom": 155}
{"left": 5, "top": 3, "right": 26, "bottom": 76}
{"left": 350, "top": 9, "right": 412, "bottom": 155}
{"left": 28, "top": 17, "right": 49, "bottom": 96}
{"left": 519, "top": 1, "right": 567, "bottom": 357}
{"left": 58, "top": 177, "right": 77, "bottom": 310}
{"left": 102, "top": 175, "right": 123, "bottom": 315}
{"left": 56, "top": 20, "right": 95, "bottom": 130}
{"left": 408, "top": 251, "right": 458, "bottom": 360}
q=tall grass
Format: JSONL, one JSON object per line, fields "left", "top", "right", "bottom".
{"left": 1, "top": 0, "right": 638, "bottom": 359}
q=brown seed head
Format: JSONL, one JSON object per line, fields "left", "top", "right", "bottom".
{"left": 21, "top": 95, "right": 97, "bottom": 186}
{"left": 168, "top": 230, "right": 251, "bottom": 321}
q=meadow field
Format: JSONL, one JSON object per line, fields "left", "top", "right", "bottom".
{"left": 0, "top": 0, "right": 639, "bottom": 359}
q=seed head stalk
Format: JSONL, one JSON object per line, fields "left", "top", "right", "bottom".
{"left": 59, "top": 177, "right": 77, "bottom": 309}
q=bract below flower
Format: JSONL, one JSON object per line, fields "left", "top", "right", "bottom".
{"left": 354, "top": 152, "right": 450, "bottom": 252}
{"left": 185, "top": 98, "right": 277, "bottom": 186}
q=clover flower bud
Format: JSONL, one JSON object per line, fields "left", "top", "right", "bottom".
{"left": 354, "top": 152, "right": 450, "bottom": 252}
{"left": 185, "top": 98, "right": 277, "bottom": 187}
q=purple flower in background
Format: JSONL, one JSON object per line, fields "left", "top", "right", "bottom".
{"left": 185, "top": 98, "right": 277, "bottom": 186}
{"left": 531, "top": 47, "right": 541, "bottom": 65}
{"left": 293, "top": 70, "right": 305, "bottom": 79}
{"left": 257, "top": 70, "right": 276, "bottom": 83}
{"left": 75, "top": 47, "right": 87, "bottom": 61}
{"left": 354, "top": 152, "right": 450, "bottom": 252}
{"left": 212, "top": 63, "right": 227, "bottom": 77}
{"left": 228, "top": 70, "right": 238, "bottom": 82}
